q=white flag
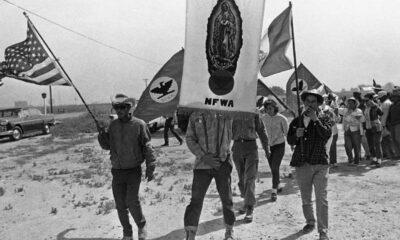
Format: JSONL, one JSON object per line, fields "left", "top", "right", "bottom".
{"left": 179, "top": 0, "right": 266, "bottom": 116}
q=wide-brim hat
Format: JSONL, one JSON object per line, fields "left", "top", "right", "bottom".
{"left": 346, "top": 97, "right": 360, "bottom": 107}
{"left": 377, "top": 90, "right": 387, "bottom": 99}
{"left": 301, "top": 89, "right": 324, "bottom": 105}
{"left": 111, "top": 93, "right": 134, "bottom": 107}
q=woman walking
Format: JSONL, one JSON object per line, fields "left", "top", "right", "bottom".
{"left": 261, "top": 99, "right": 289, "bottom": 201}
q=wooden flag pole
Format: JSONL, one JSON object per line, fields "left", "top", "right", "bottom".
{"left": 258, "top": 80, "right": 296, "bottom": 117}
{"left": 289, "top": 2, "right": 304, "bottom": 155}
{"left": 23, "top": 12, "right": 100, "bottom": 129}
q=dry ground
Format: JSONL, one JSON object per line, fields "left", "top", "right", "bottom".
{"left": 1, "top": 124, "right": 400, "bottom": 240}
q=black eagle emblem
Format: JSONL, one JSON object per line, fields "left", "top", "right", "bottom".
{"left": 150, "top": 79, "right": 175, "bottom": 99}
{"left": 291, "top": 80, "right": 304, "bottom": 92}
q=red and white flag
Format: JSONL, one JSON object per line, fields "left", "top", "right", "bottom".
{"left": 1, "top": 21, "right": 70, "bottom": 86}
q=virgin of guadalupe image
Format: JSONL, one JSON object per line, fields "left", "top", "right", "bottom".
{"left": 212, "top": 2, "right": 237, "bottom": 64}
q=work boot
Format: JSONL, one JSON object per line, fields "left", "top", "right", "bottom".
{"left": 138, "top": 225, "right": 147, "bottom": 240}
{"left": 224, "top": 225, "right": 235, "bottom": 240}
{"left": 185, "top": 230, "right": 196, "bottom": 240}
{"left": 238, "top": 205, "right": 246, "bottom": 215}
{"left": 244, "top": 207, "right": 253, "bottom": 223}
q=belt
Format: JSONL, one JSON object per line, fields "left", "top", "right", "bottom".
{"left": 234, "top": 139, "right": 256, "bottom": 143}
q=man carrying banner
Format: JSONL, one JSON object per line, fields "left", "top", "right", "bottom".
{"left": 184, "top": 110, "right": 236, "bottom": 240}
{"left": 232, "top": 111, "right": 270, "bottom": 222}
{"left": 287, "top": 89, "right": 333, "bottom": 240}
{"left": 98, "top": 94, "right": 156, "bottom": 240}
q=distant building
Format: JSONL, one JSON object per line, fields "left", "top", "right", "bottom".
{"left": 14, "top": 101, "right": 28, "bottom": 108}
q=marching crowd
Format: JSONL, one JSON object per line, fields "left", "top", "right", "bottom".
{"left": 97, "top": 85, "right": 400, "bottom": 240}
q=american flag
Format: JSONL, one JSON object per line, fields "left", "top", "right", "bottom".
{"left": 2, "top": 21, "right": 70, "bottom": 86}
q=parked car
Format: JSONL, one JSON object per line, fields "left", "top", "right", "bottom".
{"left": 0, "top": 107, "right": 55, "bottom": 141}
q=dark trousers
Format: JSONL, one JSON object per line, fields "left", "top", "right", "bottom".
{"left": 112, "top": 167, "right": 146, "bottom": 237}
{"left": 232, "top": 141, "right": 258, "bottom": 207}
{"left": 381, "top": 131, "right": 395, "bottom": 158}
{"left": 184, "top": 161, "right": 235, "bottom": 228}
{"left": 390, "top": 124, "right": 400, "bottom": 158}
{"left": 268, "top": 142, "right": 285, "bottom": 189}
{"left": 344, "top": 130, "right": 361, "bottom": 164}
{"left": 366, "top": 128, "right": 383, "bottom": 159}
{"left": 164, "top": 117, "right": 182, "bottom": 144}
{"left": 329, "top": 134, "right": 338, "bottom": 164}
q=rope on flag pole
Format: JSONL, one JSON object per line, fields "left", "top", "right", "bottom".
{"left": 22, "top": 12, "right": 101, "bottom": 130}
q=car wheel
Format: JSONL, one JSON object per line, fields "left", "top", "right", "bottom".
{"left": 10, "top": 127, "right": 22, "bottom": 141}
{"left": 43, "top": 124, "right": 50, "bottom": 135}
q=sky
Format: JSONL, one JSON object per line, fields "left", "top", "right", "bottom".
{"left": 1, "top": 0, "right": 400, "bottom": 107}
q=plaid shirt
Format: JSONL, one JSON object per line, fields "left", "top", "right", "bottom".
{"left": 186, "top": 111, "right": 233, "bottom": 169}
{"left": 287, "top": 110, "right": 333, "bottom": 166}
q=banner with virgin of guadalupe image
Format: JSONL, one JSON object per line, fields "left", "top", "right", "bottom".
{"left": 179, "top": 0, "right": 266, "bottom": 117}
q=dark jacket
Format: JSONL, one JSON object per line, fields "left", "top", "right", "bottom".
{"left": 98, "top": 116, "right": 156, "bottom": 170}
{"left": 287, "top": 111, "right": 333, "bottom": 167}
{"left": 388, "top": 99, "right": 400, "bottom": 127}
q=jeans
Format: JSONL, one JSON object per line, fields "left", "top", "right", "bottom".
{"left": 365, "top": 127, "right": 383, "bottom": 159}
{"left": 111, "top": 167, "right": 146, "bottom": 237}
{"left": 164, "top": 117, "right": 182, "bottom": 144}
{"left": 184, "top": 161, "right": 235, "bottom": 229}
{"left": 295, "top": 164, "right": 329, "bottom": 235}
{"left": 390, "top": 124, "right": 400, "bottom": 158}
{"left": 329, "top": 134, "right": 338, "bottom": 164}
{"left": 344, "top": 130, "right": 361, "bottom": 163}
{"left": 232, "top": 141, "right": 258, "bottom": 207}
{"left": 268, "top": 142, "right": 285, "bottom": 189}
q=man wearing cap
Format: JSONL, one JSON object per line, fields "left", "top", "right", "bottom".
{"left": 98, "top": 93, "right": 156, "bottom": 240}
{"left": 363, "top": 92, "right": 384, "bottom": 167}
{"left": 353, "top": 90, "right": 371, "bottom": 161}
{"left": 378, "top": 91, "right": 396, "bottom": 159}
{"left": 287, "top": 89, "right": 334, "bottom": 240}
{"left": 388, "top": 87, "right": 400, "bottom": 159}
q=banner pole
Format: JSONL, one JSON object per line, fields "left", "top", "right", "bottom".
{"left": 23, "top": 12, "right": 100, "bottom": 129}
{"left": 289, "top": 2, "right": 303, "bottom": 155}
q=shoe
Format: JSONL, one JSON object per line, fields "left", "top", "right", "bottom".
{"left": 319, "top": 232, "right": 329, "bottom": 240}
{"left": 185, "top": 230, "right": 196, "bottom": 240}
{"left": 161, "top": 143, "right": 169, "bottom": 147}
{"left": 277, "top": 187, "right": 283, "bottom": 193}
{"left": 369, "top": 161, "right": 378, "bottom": 165}
{"left": 179, "top": 139, "right": 183, "bottom": 145}
{"left": 138, "top": 226, "right": 147, "bottom": 240}
{"left": 302, "top": 224, "right": 315, "bottom": 234}
{"left": 224, "top": 226, "right": 235, "bottom": 240}
{"left": 121, "top": 236, "right": 133, "bottom": 240}
{"left": 271, "top": 193, "right": 277, "bottom": 202}
{"left": 244, "top": 208, "right": 253, "bottom": 223}
{"left": 238, "top": 205, "right": 246, "bottom": 215}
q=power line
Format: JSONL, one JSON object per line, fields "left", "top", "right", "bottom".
{"left": 2, "top": 0, "right": 163, "bottom": 66}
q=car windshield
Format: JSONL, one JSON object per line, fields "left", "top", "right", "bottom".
{"left": 0, "top": 110, "right": 20, "bottom": 118}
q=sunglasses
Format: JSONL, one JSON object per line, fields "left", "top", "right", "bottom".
{"left": 113, "top": 105, "right": 128, "bottom": 110}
